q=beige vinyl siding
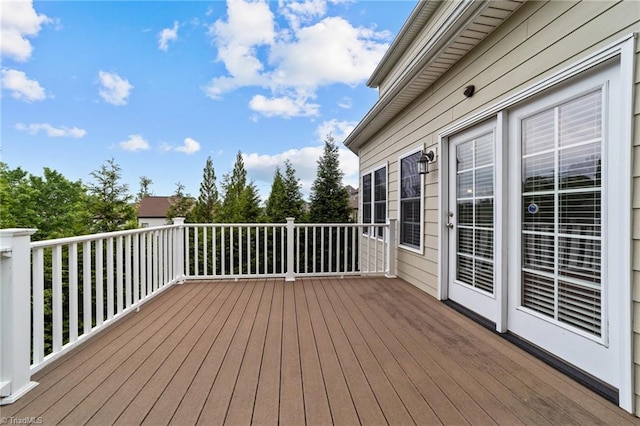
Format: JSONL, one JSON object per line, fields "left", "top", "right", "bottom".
{"left": 633, "top": 15, "right": 640, "bottom": 413}
{"left": 359, "top": 3, "right": 639, "bottom": 407}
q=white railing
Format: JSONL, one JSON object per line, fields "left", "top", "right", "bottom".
{"left": 0, "top": 217, "right": 395, "bottom": 405}
{"left": 184, "top": 218, "right": 396, "bottom": 280}
{"left": 26, "top": 220, "right": 186, "bottom": 377}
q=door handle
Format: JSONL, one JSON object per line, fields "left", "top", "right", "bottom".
{"left": 446, "top": 222, "right": 454, "bottom": 229}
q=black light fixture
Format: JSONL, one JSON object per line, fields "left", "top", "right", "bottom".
{"left": 463, "top": 85, "right": 475, "bottom": 97}
{"left": 418, "top": 148, "right": 436, "bottom": 175}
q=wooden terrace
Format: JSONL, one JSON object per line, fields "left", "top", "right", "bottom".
{"left": 3, "top": 277, "right": 637, "bottom": 425}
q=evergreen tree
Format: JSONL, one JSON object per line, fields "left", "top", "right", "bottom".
{"left": 308, "top": 135, "right": 351, "bottom": 223}
{"left": 282, "top": 160, "right": 305, "bottom": 221}
{"left": 218, "top": 151, "right": 261, "bottom": 223}
{"left": 136, "top": 176, "right": 153, "bottom": 201}
{"left": 87, "top": 158, "right": 136, "bottom": 232}
{"left": 191, "top": 156, "right": 219, "bottom": 223}
{"left": 167, "top": 181, "right": 195, "bottom": 220}
{"left": 265, "top": 167, "right": 287, "bottom": 222}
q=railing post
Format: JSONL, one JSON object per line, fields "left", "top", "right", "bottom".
{"left": 285, "top": 218, "right": 295, "bottom": 282}
{"left": 386, "top": 219, "right": 397, "bottom": 278}
{"left": 0, "top": 228, "right": 38, "bottom": 405}
{"left": 173, "top": 218, "right": 186, "bottom": 284}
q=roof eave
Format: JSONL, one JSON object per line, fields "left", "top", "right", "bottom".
{"left": 345, "top": 0, "right": 525, "bottom": 153}
{"left": 367, "top": 0, "right": 438, "bottom": 88}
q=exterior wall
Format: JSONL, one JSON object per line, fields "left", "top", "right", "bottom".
{"left": 633, "top": 22, "right": 640, "bottom": 412}
{"left": 358, "top": 0, "right": 639, "bottom": 410}
{"left": 138, "top": 217, "right": 168, "bottom": 228}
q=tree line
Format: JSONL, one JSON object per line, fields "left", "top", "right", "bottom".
{"left": 1, "top": 135, "right": 353, "bottom": 241}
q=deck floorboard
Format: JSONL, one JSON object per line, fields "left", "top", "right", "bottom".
{"left": 3, "top": 277, "right": 638, "bottom": 425}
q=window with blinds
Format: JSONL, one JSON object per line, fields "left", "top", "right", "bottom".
{"left": 361, "top": 166, "right": 386, "bottom": 237}
{"left": 456, "top": 133, "right": 495, "bottom": 294}
{"left": 521, "top": 90, "right": 602, "bottom": 337}
{"left": 400, "top": 151, "right": 422, "bottom": 249}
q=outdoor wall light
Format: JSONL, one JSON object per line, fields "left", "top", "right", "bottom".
{"left": 464, "top": 85, "right": 475, "bottom": 97}
{"left": 418, "top": 148, "right": 436, "bottom": 175}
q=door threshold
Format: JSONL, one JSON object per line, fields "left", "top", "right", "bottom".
{"left": 443, "top": 299, "right": 618, "bottom": 405}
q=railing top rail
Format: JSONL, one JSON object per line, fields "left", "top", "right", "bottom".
{"left": 294, "top": 223, "right": 388, "bottom": 228}
{"left": 28, "top": 220, "right": 393, "bottom": 249}
{"left": 30, "top": 224, "right": 181, "bottom": 249}
{"left": 185, "top": 223, "right": 287, "bottom": 228}
{"left": 185, "top": 222, "right": 388, "bottom": 229}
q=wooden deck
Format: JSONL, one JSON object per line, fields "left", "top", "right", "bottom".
{"left": 3, "top": 277, "right": 638, "bottom": 425}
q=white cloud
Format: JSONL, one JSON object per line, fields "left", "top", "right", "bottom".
{"left": 1, "top": 68, "right": 45, "bottom": 102}
{"left": 269, "top": 17, "right": 389, "bottom": 89}
{"left": 316, "top": 119, "right": 356, "bottom": 143}
{"left": 249, "top": 93, "right": 319, "bottom": 118}
{"left": 1, "top": 0, "right": 51, "bottom": 62}
{"left": 175, "top": 137, "right": 201, "bottom": 154}
{"left": 162, "top": 137, "right": 201, "bottom": 154}
{"left": 203, "top": 0, "right": 274, "bottom": 99}
{"left": 119, "top": 134, "right": 150, "bottom": 151}
{"left": 15, "top": 122, "right": 86, "bottom": 138}
{"left": 204, "top": 0, "right": 390, "bottom": 118}
{"left": 337, "top": 96, "right": 352, "bottom": 109}
{"left": 158, "top": 21, "right": 179, "bottom": 51}
{"left": 98, "top": 71, "right": 133, "bottom": 106}
{"left": 279, "top": 0, "right": 327, "bottom": 30}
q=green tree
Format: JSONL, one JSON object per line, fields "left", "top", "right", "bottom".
{"left": 136, "top": 176, "right": 153, "bottom": 201}
{"left": 0, "top": 163, "right": 92, "bottom": 239}
{"left": 283, "top": 160, "right": 306, "bottom": 221}
{"left": 191, "top": 156, "right": 219, "bottom": 223}
{"left": 265, "top": 167, "right": 287, "bottom": 222}
{"left": 308, "top": 135, "right": 351, "bottom": 223}
{"left": 167, "top": 181, "right": 195, "bottom": 220}
{"left": 87, "top": 158, "right": 137, "bottom": 232}
{"left": 218, "top": 151, "right": 261, "bottom": 223}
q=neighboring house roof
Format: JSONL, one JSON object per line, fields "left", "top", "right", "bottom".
{"left": 344, "top": 0, "right": 525, "bottom": 152}
{"left": 345, "top": 185, "right": 359, "bottom": 210}
{"left": 137, "top": 196, "right": 173, "bottom": 218}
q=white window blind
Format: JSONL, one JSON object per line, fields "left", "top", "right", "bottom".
{"left": 456, "top": 133, "right": 494, "bottom": 294}
{"left": 521, "top": 90, "right": 602, "bottom": 336}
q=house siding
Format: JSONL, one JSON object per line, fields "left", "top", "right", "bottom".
{"left": 633, "top": 14, "right": 640, "bottom": 412}
{"left": 358, "top": 0, "right": 640, "bottom": 411}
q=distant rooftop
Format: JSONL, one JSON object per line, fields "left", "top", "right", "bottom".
{"left": 138, "top": 196, "right": 173, "bottom": 218}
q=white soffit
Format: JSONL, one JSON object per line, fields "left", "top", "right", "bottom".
{"left": 345, "top": 0, "right": 525, "bottom": 152}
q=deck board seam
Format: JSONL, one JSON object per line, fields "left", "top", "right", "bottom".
{"left": 143, "top": 280, "right": 253, "bottom": 425}
{"left": 323, "top": 277, "right": 419, "bottom": 425}
{"left": 382, "top": 279, "right": 615, "bottom": 425}
{"left": 58, "top": 283, "right": 220, "bottom": 425}
{"left": 11, "top": 283, "right": 209, "bottom": 420}
{"left": 312, "top": 278, "right": 390, "bottom": 425}
{"left": 103, "top": 282, "right": 233, "bottom": 424}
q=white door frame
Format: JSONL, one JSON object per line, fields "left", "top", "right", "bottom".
{"left": 445, "top": 118, "right": 505, "bottom": 327}
{"left": 436, "top": 34, "right": 635, "bottom": 412}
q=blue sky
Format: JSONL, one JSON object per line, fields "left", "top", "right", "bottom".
{"left": 1, "top": 0, "right": 415, "bottom": 202}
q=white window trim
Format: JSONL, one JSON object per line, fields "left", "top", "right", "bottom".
{"left": 360, "top": 162, "right": 388, "bottom": 240}
{"left": 398, "top": 146, "right": 425, "bottom": 254}
{"left": 437, "top": 34, "right": 635, "bottom": 413}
